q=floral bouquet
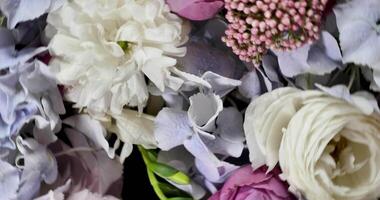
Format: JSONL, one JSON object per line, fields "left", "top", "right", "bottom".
{"left": 1, "top": 0, "right": 380, "bottom": 199}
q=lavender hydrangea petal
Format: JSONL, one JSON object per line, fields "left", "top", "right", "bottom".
{"left": 238, "top": 70, "right": 262, "bottom": 99}
{"left": 274, "top": 31, "right": 342, "bottom": 77}
{"left": 201, "top": 72, "right": 241, "bottom": 97}
{"left": 0, "top": 159, "right": 19, "bottom": 200}
{"left": 16, "top": 137, "right": 58, "bottom": 200}
{"left": 0, "top": 0, "right": 65, "bottom": 29}
{"left": 155, "top": 108, "right": 193, "bottom": 151}
{"left": 334, "top": 0, "right": 380, "bottom": 68}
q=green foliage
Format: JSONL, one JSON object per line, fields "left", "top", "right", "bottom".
{"left": 138, "top": 146, "right": 193, "bottom": 200}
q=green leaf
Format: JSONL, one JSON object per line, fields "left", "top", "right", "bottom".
{"left": 167, "top": 197, "right": 193, "bottom": 200}
{"left": 158, "top": 182, "right": 189, "bottom": 197}
{"left": 0, "top": 16, "right": 4, "bottom": 26}
{"left": 150, "top": 162, "right": 190, "bottom": 185}
{"left": 166, "top": 171, "right": 190, "bottom": 185}
{"left": 150, "top": 162, "right": 178, "bottom": 177}
{"left": 147, "top": 150, "right": 158, "bottom": 162}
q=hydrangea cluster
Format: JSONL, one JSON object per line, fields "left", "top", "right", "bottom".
{"left": 223, "top": 0, "right": 328, "bottom": 64}
{"left": 2, "top": 0, "right": 380, "bottom": 200}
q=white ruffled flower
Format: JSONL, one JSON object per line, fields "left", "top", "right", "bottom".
{"left": 46, "top": 0, "right": 188, "bottom": 117}
{"left": 244, "top": 87, "right": 380, "bottom": 200}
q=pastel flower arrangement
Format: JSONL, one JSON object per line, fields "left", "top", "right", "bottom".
{"left": 1, "top": 0, "right": 380, "bottom": 200}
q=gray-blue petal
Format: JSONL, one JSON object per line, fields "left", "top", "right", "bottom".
{"left": 155, "top": 108, "right": 193, "bottom": 150}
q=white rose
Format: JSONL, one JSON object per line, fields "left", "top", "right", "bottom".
{"left": 244, "top": 87, "right": 380, "bottom": 200}
{"left": 46, "top": 0, "right": 189, "bottom": 117}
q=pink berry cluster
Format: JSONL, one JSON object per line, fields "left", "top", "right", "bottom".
{"left": 222, "top": 0, "right": 329, "bottom": 65}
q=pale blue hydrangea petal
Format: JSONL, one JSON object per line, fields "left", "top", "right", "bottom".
{"left": 0, "top": 28, "right": 46, "bottom": 70}
{"left": 194, "top": 157, "right": 238, "bottom": 184}
{"left": 238, "top": 70, "right": 262, "bottom": 99}
{"left": 155, "top": 108, "right": 193, "bottom": 151}
{"left": 216, "top": 107, "right": 245, "bottom": 143}
{"left": 178, "top": 18, "right": 246, "bottom": 80}
{"left": 316, "top": 84, "right": 380, "bottom": 115}
{"left": 262, "top": 54, "right": 282, "bottom": 84}
{"left": 177, "top": 40, "right": 245, "bottom": 80}
{"left": 201, "top": 72, "right": 241, "bottom": 97}
{"left": 0, "top": 158, "right": 19, "bottom": 200}
{"left": 274, "top": 31, "right": 342, "bottom": 77}
{"left": 200, "top": 134, "right": 244, "bottom": 158}
{"left": 193, "top": 17, "right": 229, "bottom": 50}
{"left": 0, "top": 60, "right": 64, "bottom": 148}
{"left": 16, "top": 137, "right": 58, "bottom": 200}
{"left": 0, "top": 0, "right": 65, "bottom": 29}
{"left": 334, "top": 0, "right": 380, "bottom": 69}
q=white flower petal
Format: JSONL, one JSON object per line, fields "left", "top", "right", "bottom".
{"left": 111, "top": 109, "right": 157, "bottom": 149}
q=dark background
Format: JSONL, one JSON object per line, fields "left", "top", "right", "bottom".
{"left": 122, "top": 147, "right": 159, "bottom": 200}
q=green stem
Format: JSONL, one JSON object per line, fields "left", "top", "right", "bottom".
{"left": 348, "top": 67, "right": 357, "bottom": 90}
{"left": 306, "top": 74, "right": 313, "bottom": 89}
{"left": 138, "top": 146, "right": 168, "bottom": 200}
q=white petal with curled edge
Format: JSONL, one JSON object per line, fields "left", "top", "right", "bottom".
{"left": 170, "top": 67, "right": 212, "bottom": 89}
{"left": 140, "top": 51, "right": 177, "bottom": 92}
{"left": 112, "top": 109, "right": 157, "bottom": 149}
{"left": 0, "top": 159, "right": 19, "bottom": 200}
{"left": 64, "top": 115, "right": 115, "bottom": 159}
{"left": 188, "top": 93, "right": 223, "bottom": 132}
{"left": 244, "top": 87, "right": 303, "bottom": 170}
{"left": 155, "top": 108, "right": 193, "bottom": 150}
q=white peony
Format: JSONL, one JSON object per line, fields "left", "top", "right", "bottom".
{"left": 244, "top": 87, "right": 380, "bottom": 200}
{"left": 46, "top": 0, "right": 189, "bottom": 117}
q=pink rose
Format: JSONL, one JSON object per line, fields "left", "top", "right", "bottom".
{"left": 166, "top": 0, "right": 224, "bottom": 21}
{"left": 209, "top": 165, "right": 294, "bottom": 200}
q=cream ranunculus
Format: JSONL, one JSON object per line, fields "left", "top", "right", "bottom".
{"left": 244, "top": 87, "right": 380, "bottom": 200}
{"left": 46, "top": 0, "right": 188, "bottom": 117}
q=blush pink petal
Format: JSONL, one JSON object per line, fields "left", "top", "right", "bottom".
{"left": 208, "top": 165, "right": 294, "bottom": 200}
{"left": 166, "top": 0, "right": 224, "bottom": 21}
